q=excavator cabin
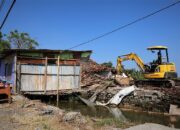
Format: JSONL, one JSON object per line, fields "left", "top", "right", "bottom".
{"left": 145, "top": 46, "right": 177, "bottom": 79}
{"left": 146, "top": 46, "right": 169, "bottom": 73}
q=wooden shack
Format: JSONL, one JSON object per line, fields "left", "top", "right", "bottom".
{"left": 0, "top": 49, "right": 92, "bottom": 95}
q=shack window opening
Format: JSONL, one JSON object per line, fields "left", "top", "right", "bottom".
{"left": 0, "top": 60, "right": 1, "bottom": 70}
{"left": 48, "top": 59, "right": 56, "bottom": 65}
{"left": 5, "top": 63, "right": 12, "bottom": 76}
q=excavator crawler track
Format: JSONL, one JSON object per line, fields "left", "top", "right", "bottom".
{"left": 135, "top": 79, "right": 178, "bottom": 88}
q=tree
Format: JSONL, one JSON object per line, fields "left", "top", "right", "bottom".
{"left": 7, "top": 30, "right": 39, "bottom": 49}
{"left": 101, "top": 61, "right": 113, "bottom": 68}
{"left": 123, "top": 69, "right": 144, "bottom": 80}
{"left": 0, "top": 32, "right": 11, "bottom": 51}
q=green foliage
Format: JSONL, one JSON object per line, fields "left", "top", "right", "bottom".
{"left": 123, "top": 69, "right": 144, "bottom": 80}
{"left": 7, "top": 30, "right": 39, "bottom": 49}
{"left": 0, "top": 32, "right": 11, "bottom": 51}
{"left": 101, "top": 61, "right": 113, "bottom": 68}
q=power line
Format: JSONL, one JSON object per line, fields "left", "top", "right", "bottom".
{"left": 67, "top": 1, "right": 180, "bottom": 50}
{"left": 0, "top": 0, "right": 5, "bottom": 13}
{"left": 0, "top": 0, "right": 16, "bottom": 31}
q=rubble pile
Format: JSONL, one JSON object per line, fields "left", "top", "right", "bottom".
{"left": 142, "top": 86, "right": 180, "bottom": 105}
{"left": 79, "top": 59, "right": 180, "bottom": 114}
{"left": 80, "top": 59, "right": 134, "bottom": 88}
{"left": 80, "top": 59, "right": 112, "bottom": 86}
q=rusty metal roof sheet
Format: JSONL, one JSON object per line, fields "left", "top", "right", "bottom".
{"left": 0, "top": 49, "right": 92, "bottom": 59}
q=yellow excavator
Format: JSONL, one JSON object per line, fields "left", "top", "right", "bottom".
{"left": 116, "top": 46, "right": 178, "bottom": 87}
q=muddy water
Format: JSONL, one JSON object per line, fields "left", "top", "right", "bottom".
{"left": 52, "top": 99, "right": 180, "bottom": 128}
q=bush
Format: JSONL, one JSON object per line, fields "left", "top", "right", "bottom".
{"left": 123, "top": 69, "right": 144, "bottom": 80}
{"left": 101, "top": 61, "right": 113, "bottom": 68}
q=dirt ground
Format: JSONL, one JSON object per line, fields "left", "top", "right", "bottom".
{"left": 0, "top": 95, "right": 179, "bottom": 130}
{"left": 0, "top": 95, "right": 129, "bottom": 130}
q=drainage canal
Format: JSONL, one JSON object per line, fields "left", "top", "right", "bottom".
{"left": 37, "top": 95, "right": 180, "bottom": 128}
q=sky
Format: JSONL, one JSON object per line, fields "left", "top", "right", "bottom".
{"left": 0, "top": 0, "right": 180, "bottom": 75}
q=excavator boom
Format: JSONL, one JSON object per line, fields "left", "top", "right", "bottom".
{"left": 116, "top": 53, "right": 146, "bottom": 73}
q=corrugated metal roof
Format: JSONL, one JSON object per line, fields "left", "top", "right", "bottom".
{"left": 2, "top": 49, "right": 92, "bottom": 53}
{"left": 0, "top": 49, "right": 92, "bottom": 59}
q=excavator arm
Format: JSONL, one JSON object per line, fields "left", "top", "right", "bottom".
{"left": 116, "top": 53, "right": 146, "bottom": 74}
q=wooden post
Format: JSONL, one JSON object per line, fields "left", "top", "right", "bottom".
{"left": 14, "top": 61, "right": 21, "bottom": 94}
{"left": 14, "top": 54, "right": 17, "bottom": 93}
{"left": 57, "top": 56, "right": 60, "bottom": 106}
{"left": 73, "top": 62, "right": 76, "bottom": 90}
{"left": 44, "top": 57, "right": 48, "bottom": 94}
{"left": 79, "top": 61, "right": 81, "bottom": 89}
{"left": 18, "top": 62, "right": 21, "bottom": 94}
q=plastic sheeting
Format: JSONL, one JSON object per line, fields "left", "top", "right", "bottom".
{"left": 96, "top": 85, "right": 135, "bottom": 106}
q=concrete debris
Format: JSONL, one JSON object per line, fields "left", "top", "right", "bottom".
{"left": 78, "top": 81, "right": 114, "bottom": 107}
{"left": 89, "top": 81, "right": 113, "bottom": 102}
{"left": 79, "top": 60, "right": 137, "bottom": 108}
{"left": 39, "top": 109, "right": 53, "bottom": 115}
{"left": 80, "top": 60, "right": 135, "bottom": 108}
{"left": 169, "top": 104, "right": 180, "bottom": 116}
{"left": 38, "top": 105, "right": 64, "bottom": 116}
{"left": 79, "top": 59, "right": 180, "bottom": 113}
{"left": 80, "top": 59, "right": 133, "bottom": 89}
{"left": 23, "top": 103, "right": 35, "bottom": 108}
{"left": 122, "top": 73, "right": 128, "bottom": 78}
{"left": 115, "top": 75, "right": 133, "bottom": 86}
{"left": 12, "top": 95, "right": 27, "bottom": 102}
{"left": 62, "top": 112, "right": 87, "bottom": 124}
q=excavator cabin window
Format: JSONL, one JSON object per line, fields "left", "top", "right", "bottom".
{"left": 151, "top": 50, "right": 168, "bottom": 65}
{"left": 155, "top": 66, "right": 160, "bottom": 72}
{"left": 157, "top": 51, "right": 162, "bottom": 64}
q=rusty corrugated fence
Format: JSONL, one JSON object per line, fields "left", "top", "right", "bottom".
{"left": 19, "top": 64, "right": 80, "bottom": 92}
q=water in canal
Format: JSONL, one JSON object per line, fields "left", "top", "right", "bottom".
{"left": 49, "top": 98, "right": 180, "bottom": 128}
